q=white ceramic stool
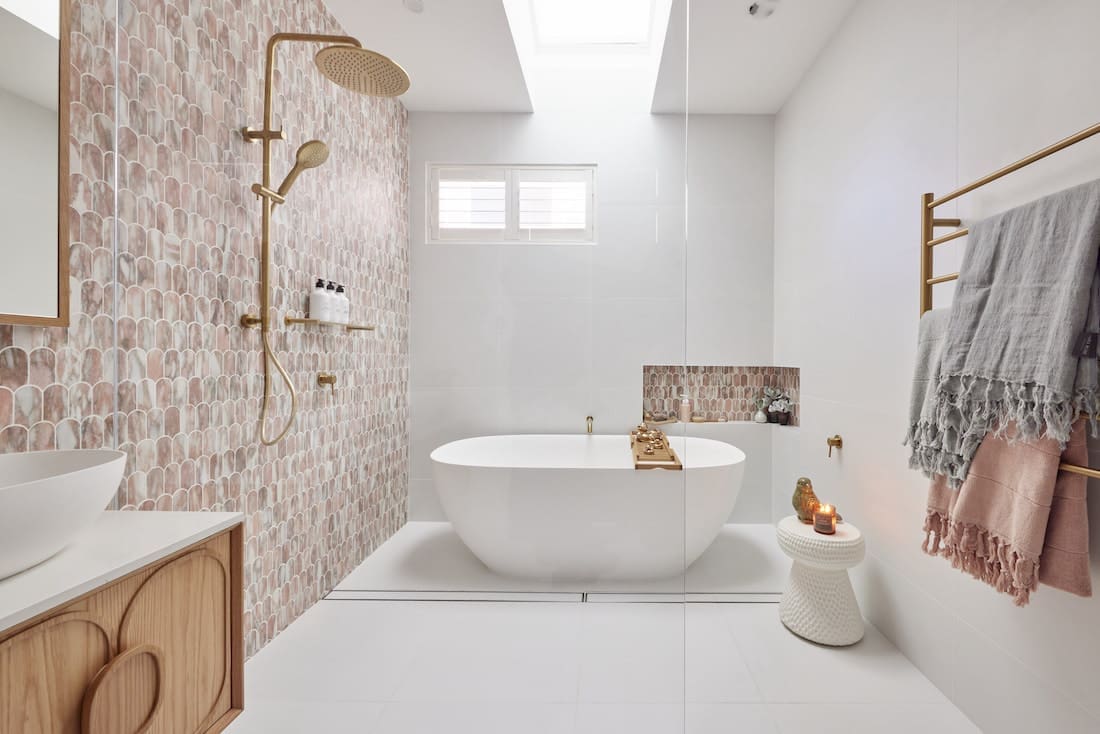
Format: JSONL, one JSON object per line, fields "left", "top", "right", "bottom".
{"left": 776, "top": 515, "right": 865, "bottom": 646}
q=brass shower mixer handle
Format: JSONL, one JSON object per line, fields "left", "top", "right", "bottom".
{"left": 250, "top": 182, "right": 286, "bottom": 205}
{"left": 318, "top": 372, "right": 337, "bottom": 393}
{"left": 827, "top": 434, "right": 844, "bottom": 457}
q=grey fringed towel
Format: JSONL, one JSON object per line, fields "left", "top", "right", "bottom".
{"left": 908, "top": 179, "right": 1100, "bottom": 487}
{"left": 906, "top": 309, "right": 952, "bottom": 477}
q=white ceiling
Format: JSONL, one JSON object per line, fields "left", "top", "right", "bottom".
{"left": 0, "top": 7, "right": 58, "bottom": 111}
{"left": 651, "top": 0, "right": 859, "bottom": 114}
{"left": 325, "top": 0, "right": 533, "bottom": 112}
{"left": 325, "top": 0, "right": 856, "bottom": 115}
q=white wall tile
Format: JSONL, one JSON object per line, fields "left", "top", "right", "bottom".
{"left": 684, "top": 422, "right": 773, "bottom": 523}
{"left": 409, "top": 111, "right": 776, "bottom": 521}
{"left": 499, "top": 298, "right": 593, "bottom": 389}
{"left": 774, "top": 0, "right": 1100, "bottom": 729}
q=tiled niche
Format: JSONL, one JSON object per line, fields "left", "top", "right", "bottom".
{"left": 643, "top": 365, "right": 800, "bottom": 425}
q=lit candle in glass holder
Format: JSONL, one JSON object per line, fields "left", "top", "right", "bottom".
{"left": 813, "top": 504, "right": 837, "bottom": 535}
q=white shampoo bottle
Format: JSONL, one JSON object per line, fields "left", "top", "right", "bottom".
{"left": 309, "top": 278, "right": 330, "bottom": 321}
{"left": 335, "top": 285, "right": 350, "bottom": 324}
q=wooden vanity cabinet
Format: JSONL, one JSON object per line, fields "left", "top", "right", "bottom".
{"left": 0, "top": 524, "right": 244, "bottom": 734}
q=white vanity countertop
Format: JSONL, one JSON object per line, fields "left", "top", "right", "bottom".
{"left": 0, "top": 510, "right": 243, "bottom": 633}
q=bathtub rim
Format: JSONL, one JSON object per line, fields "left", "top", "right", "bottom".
{"left": 429, "top": 433, "right": 746, "bottom": 471}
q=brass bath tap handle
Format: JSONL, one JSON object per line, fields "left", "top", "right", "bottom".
{"left": 586, "top": 416, "right": 594, "bottom": 434}
{"left": 318, "top": 372, "right": 337, "bottom": 394}
{"left": 827, "top": 434, "right": 843, "bottom": 457}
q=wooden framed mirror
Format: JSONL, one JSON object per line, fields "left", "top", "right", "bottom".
{"left": 0, "top": 1, "right": 70, "bottom": 327}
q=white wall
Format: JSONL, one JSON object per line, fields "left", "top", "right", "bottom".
{"left": 774, "top": 0, "right": 1100, "bottom": 730}
{"left": 409, "top": 108, "right": 776, "bottom": 523}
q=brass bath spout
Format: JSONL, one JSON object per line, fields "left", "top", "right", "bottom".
{"left": 586, "top": 416, "right": 594, "bottom": 434}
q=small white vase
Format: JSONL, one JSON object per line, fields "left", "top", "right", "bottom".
{"left": 753, "top": 409, "right": 768, "bottom": 424}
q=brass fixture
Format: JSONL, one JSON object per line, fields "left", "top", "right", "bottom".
{"left": 586, "top": 415, "right": 594, "bottom": 434}
{"left": 919, "top": 120, "right": 1100, "bottom": 482}
{"left": 240, "top": 32, "right": 409, "bottom": 445}
{"left": 284, "top": 316, "right": 376, "bottom": 331}
{"left": 315, "top": 45, "right": 411, "bottom": 97}
{"left": 318, "top": 372, "right": 337, "bottom": 393}
{"left": 827, "top": 435, "right": 843, "bottom": 457}
{"left": 920, "top": 120, "right": 1100, "bottom": 315}
{"left": 277, "top": 140, "right": 330, "bottom": 196}
{"left": 629, "top": 425, "right": 682, "bottom": 470}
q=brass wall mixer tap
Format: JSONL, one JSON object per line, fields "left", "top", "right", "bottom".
{"left": 318, "top": 372, "right": 337, "bottom": 394}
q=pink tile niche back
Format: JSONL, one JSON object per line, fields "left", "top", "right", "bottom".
{"left": 643, "top": 365, "right": 800, "bottom": 425}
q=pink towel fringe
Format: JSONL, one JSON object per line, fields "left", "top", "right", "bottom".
{"left": 922, "top": 509, "right": 1040, "bottom": 606}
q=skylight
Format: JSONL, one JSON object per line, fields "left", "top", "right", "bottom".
{"left": 531, "top": 0, "right": 654, "bottom": 47}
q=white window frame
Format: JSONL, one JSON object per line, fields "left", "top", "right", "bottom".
{"left": 427, "top": 163, "right": 597, "bottom": 245}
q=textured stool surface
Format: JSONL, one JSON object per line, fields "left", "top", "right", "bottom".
{"left": 776, "top": 515, "right": 865, "bottom": 568}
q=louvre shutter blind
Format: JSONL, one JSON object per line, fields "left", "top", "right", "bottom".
{"left": 429, "top": 165, "right": 596, "bottom": 244}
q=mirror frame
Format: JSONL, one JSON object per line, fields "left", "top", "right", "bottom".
{"left": 0, "top": 1, "right": 70, "bottom": 327}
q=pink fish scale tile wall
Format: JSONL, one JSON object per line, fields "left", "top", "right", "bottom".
{"left": 0, "top": 0, "right": 410, "bottom": 656}
{"left": 643, "top": 365, "right": 800, "bottom": 425}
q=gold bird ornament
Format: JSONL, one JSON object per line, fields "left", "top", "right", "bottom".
{"left": 792, "top": 477, "right": 819, "bottom": 522}
{"left": 791, "top": 477, "right": 841, "bottom": 523}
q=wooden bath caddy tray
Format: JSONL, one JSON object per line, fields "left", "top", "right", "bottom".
{"left": 630, "top": 426, "right": 683, "bottom": 471}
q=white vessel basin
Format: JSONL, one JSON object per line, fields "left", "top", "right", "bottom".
{"left": 0, "top": 450, "right": 127, "bottom": 579}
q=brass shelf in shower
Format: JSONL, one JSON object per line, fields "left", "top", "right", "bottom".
{"left": 284, "top": 316, "right": 376, "bottom": 332}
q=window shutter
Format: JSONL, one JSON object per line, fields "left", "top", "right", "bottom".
{"left": 429, "top": 165, "right": 596, "bottom": 244}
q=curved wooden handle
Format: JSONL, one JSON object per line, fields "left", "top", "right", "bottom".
{"left": 81, "top": 644, "right": 164, "bottom": 734}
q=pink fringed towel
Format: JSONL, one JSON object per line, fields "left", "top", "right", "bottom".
{"left": 923, "top": 419, "right": 1092, "bottom": 605}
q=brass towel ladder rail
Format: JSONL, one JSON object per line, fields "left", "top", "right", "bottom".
{"left": 919, "top": 120, "right": 1100, "bottom": 481}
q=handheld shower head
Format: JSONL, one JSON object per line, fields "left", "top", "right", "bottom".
{"left": 315, "top": 45, "right": 410, "bottom": 97}
{"left": 276, "top": 140, "right": 330, "bottom": 197}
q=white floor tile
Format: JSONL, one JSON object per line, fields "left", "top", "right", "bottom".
{"left": 685, "top": 606, "right": 762, "bottom": 703}
{"left": 769, "top": 703, "right": 980, "bottom": 733}
{"left": 373, "top": 702, "right": 575, "bottom": 734}
{"left": 227, "top": 700, "right": 384, "bottom": 733}
{"left": 334, "top": 521, "right": 788, "bottom": 595}
{"left": 686, "top": 704, "right": 778, "bottom": 734}
{"left": 723, "top": 605, "right": 948, "bottom": 704}
{"left": 578, "top": 603, "right": 686, "bottom": 703}
{"left": 388, "top": 602, "right": 583, "bottom": 703}
{"left": 684, "top": 526, "right": 790, "bottom": 594}
{"left": 575, "top": 703, "right": 686, "bottom": 734}
{"left": 232, "top": 592, "right": 973, "bottom": 732}
{"left": 327, "top": 590, "right": 583, "bottom": 602}
{"left": 242, "top": 601, "right": 426, "bottom": 703}
{"left": 573, "top": 703, "right": 783, "bottom": 734}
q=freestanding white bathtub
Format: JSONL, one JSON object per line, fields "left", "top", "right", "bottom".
{"left": 430, "top": 434, "right": 745, "bottom": 580}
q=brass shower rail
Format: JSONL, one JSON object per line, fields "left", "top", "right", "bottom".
{"left": 919, "top": 120, "right": 1100, "bottom": 481}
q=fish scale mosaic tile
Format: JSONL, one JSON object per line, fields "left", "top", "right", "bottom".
{"left": 0, "top": 0, "right": 410, "bottom": 656}
{"left": 643, "top": 365, "right": 800, "bottom": 425}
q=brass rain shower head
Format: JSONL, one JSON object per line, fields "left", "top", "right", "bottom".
{"left": 315, "top": 45, "right": 411, "bottom": 97}
{"left": 276, "top": 140, "right": 330, "bottom": 197}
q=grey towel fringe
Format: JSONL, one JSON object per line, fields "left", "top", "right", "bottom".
{"left": 906, "top": 374, "right": 1099, "bottom": 488}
